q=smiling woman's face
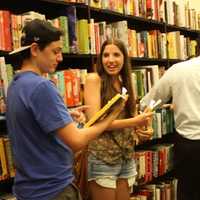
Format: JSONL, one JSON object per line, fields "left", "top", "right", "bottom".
{"left": 102, "top": 44, "right": 124, "bottom": 76}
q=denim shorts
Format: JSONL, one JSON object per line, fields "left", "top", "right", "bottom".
{"left": 87, "top": 155, "right": 137, "bottom": 189}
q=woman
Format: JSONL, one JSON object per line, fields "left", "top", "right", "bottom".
{"left": 84, "top": 39, "right": 153, "bottom": 200}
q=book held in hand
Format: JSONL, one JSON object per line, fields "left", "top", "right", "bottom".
{"left": 149, "top": 99, "right": 162, "bottom": 111}
{"left": 84, "top": 87, "right": 128, "bottom": 128}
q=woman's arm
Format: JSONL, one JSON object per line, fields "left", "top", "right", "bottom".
{"left": 84, "top": 73, "right": 102, "bottom": 119}
{"left": 107, "top": 112, "right": 152, "bottom": 129}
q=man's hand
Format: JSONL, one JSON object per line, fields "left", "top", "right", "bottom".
{"left": 69, "top": 105, "right": 90, "bottom": 124}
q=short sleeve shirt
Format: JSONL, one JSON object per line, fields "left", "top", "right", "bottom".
{"left": 6, "top": 71, "right": 74, "bottom": 200}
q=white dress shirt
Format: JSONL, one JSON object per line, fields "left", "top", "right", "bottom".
{"left": 141, "top": 56, "right": 200, "bottom": 140}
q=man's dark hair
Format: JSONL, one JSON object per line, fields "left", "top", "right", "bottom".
{"left": 9, "top": 19, "right": 63, "bottom": 68}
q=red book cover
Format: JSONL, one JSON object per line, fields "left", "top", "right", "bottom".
{"left": 94, "top": 23, "right": 100, "bottom": 55}
{"left": 158, "top": 148, "right": 164, "bottom": 176}
{"left": 64, "top": 70, "right": 74, "bottom": 107}
{"left": 2, "top": 11, "right": 12, "bottom": 51}
{"left": 71, "top": 69, "right": 81, "bottom": 106}
{"left": 0, "top": 11, "right": 4, "bottom": 50}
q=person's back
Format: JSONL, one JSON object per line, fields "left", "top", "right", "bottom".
{"left": 170, "top": 57, "right": 200, "bottom": 139}
{"left": 141, "top": 56, "right": 200, "bottom": 139}
{"left": 140, "top": 56, "right": 200, "bottom": 200}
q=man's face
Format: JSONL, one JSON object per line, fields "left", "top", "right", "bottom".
{"left": 36, "top": 40, "right": 63, "bottom": 74}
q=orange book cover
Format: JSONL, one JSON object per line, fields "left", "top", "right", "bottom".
{"left": 3, "top": 11, "right": 12, "bottom": 51}
{"left": 71, "top": 69, "right": 81, "bottom": 106}
{"left": 64, "top": 70, "right": 74, "bottom": 107}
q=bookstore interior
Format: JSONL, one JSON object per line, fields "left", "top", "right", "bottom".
{"left": 0, "top": 0, "right": 200, "bottom": 200}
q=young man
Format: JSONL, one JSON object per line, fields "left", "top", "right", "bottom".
{"left": 140, "top": 56, "right": 200, "bottom": 200}
{"left": 6, "top": 19, "right": 125, "bottom": 200}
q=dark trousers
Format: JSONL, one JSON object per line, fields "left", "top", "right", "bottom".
{"left": 52, "top": 183, "right": 82, "bottom": 200}
{"left": 174, "top": 132, "right": 200, "bottom": 200}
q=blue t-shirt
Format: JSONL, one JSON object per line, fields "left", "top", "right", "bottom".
{"left": 6, "top": 71, "right": 74, "bottom": 200}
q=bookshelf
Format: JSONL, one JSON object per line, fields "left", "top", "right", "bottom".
{"left": 0, "top": 0, "right": 200, "bottom": 199}
{"left": 0, "top": 1, "right": 199, "bottom": 68}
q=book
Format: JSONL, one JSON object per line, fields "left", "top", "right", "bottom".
{"left": 149, "top": 99, "right": 162, "bottom": 111}
{"left": 84, "top": 88, "right": 128, "bottom": 128}
{"left": 0, "top": 137, "right": 8, "bottom": 180}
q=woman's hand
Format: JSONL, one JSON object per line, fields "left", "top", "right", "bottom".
{"left": 133, "top": 107, "right": 154, "bottom": 142}
{"left": 134, "top": 110, "right": 153, "bottom": 127}
{"left": 135, "top": 126, "right": 153, "bottom": 141}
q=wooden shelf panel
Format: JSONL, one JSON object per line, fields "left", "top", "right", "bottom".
{"left": 58, "top": 54, "right": 93, "bottom": 71}
{"left": 131, "top": 57, "right": 169, "bottom": 66}
{"left": 90, "top": 7, "right": 165, "bottom": 31}
{"left": 0, "top": 0, "right": 88, "bottom": 19}
{"left": 166, "top": 24, "right": 200, "bottom": 38}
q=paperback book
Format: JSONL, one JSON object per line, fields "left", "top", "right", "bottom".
{"left": 84, "top": 87, "right": 128, "bottom": 128}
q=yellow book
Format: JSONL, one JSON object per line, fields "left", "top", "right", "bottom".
{"left": 0, "top": 137, "right": 8, "bottom": 180}
{"left": 3, "top": 137, "right": 16, "bottom": 178}
{"left": 84, "top": 89, "right": 128, "bottom": 128}
{"left": 90, "top": 0, "right": 101, "bottom": 8}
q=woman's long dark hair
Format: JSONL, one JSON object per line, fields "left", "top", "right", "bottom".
{"left": 96, "top": 39, "right": 136, "bottom": 117}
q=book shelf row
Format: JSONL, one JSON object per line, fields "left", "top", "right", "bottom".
{"left": 0, "top": 56, "right": 89, "bottom": 111}
{"left": 0, "top": 9, "right": 198, "bottom": 70}
{"left": 0, "top": 131, "right": 175, "bottom": 187}
{"left": 135, "top": 143, "right": 174, "bottom": 185}
{"left": 1, "top": 0, "right": 200, "bottom": 32}
{"left": 131, "top": 178, "right": 177, "bottom": 200}
{"left": 1, "top": 56, "right": 174, "bottom": 113}
{"left": 0, "top": 131, "right": 176, "bottom": 200}
{"left": 91, "top": 0, "right": 200, "bottom": 33}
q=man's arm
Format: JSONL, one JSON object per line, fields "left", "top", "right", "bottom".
{"left": 57, "top": 99, "right": 126, "bottom": 152}
{"left": 140, "top": 67, "right": 174, "bottom": 109}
